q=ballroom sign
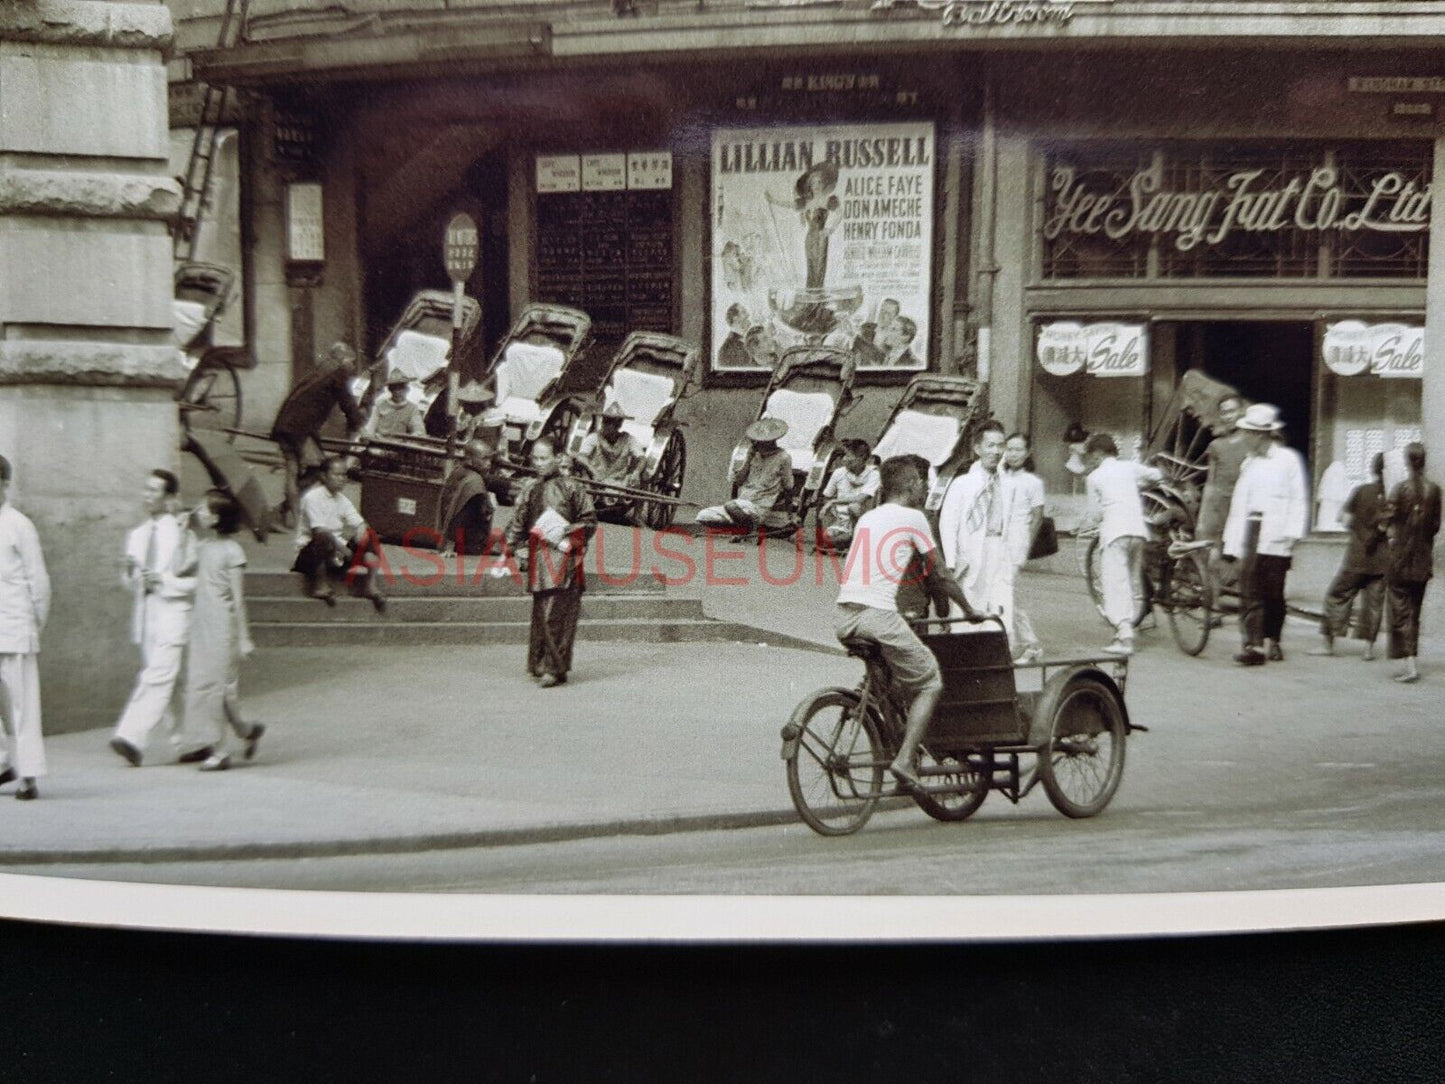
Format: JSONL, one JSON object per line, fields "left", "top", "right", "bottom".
{"left": 1322, "top": 321, "right": 1423, "bottom": 379}
{"left": 1037, "top": 321, "right": 1148, "bottom": 378}
{"left": 1044, "top": 157, "right": 1432, "bottom": 254}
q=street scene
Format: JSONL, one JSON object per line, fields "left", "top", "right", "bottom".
{"left": 2, "top": 1, "right": 1445, "bottom": 919}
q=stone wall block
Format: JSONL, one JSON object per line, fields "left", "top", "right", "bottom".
{"left": 0, "top": 219, "right": 174, "bottom": 328}
{"left": 0, "top": 1, "right": 172, "bottom": 49}
{"left": 0, "top": 46, "right": 170, "bottom": 159}
{"left": 0, "top": 168, "right": 181, "bottom": 220}
{"left": 0, "top": 342, "right": 184, "bottom": 387}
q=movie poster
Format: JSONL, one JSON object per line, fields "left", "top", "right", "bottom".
{"left": 710, "top": 121, "right": 935, "bottom": 372}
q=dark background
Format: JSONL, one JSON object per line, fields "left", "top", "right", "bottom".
{"left": 3, "top": 917, "right": 1443, "bottom": 1081}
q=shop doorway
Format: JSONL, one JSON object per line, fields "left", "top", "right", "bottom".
{"left": 1165, "top": 321, "right": 1315, "bottom": 458}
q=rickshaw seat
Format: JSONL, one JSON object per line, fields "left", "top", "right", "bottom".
{"left": 386, "top": 329, "right": 450, "bottom": 383}
{"left": 765, "top": 388, "right": 836, "bottom": 471}
{"left": 840, "top": 637, "right": 885, "bottom": 665}
{"left": 496, "top": 341, "right": 566, "bottom": 423}
{"left": 607, "top": 368, "right": 677, "bottom": 446}
{"left": 172, "top": 300, "right": 209, "bottom": 349}
{"left": 874, "top": 411, "right": 961, "bottom": 467}
{"left": 918, "top": 625, "right": 1027, "bottom": 746}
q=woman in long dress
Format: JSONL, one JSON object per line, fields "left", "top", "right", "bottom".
{"left": 182, "top": 491, "right": 263, "bottom": 771}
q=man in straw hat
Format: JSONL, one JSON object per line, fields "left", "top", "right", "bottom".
{"left": 0, "top": 454, "right": 50, "bottom": 799}
{"left": 579, "top": 401, "right": 644, "bottom": 489}
{"left": 367, "top": 371, "right": 425, "bottom": 439}
{"left": 695, "top": 417, "right": 794, "bottom": 531}
{"left": 1220, "top": 403, "right": 1310, "bottom": 667}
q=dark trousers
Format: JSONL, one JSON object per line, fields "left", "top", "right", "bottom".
{"left": 1387, "top": 579, "right": 1429, "bottom": 659}
{"left": 528, "top": 587, "right": 582, "bottom": 678}
{"left": 293, "top": 528, "right": 383, "bottom": 595}
{"left": 1240, "top": 553, "right": 1291, "bottom": 648}
{"left": 1322, "top": 570, "right": 1385, "bottom": 643}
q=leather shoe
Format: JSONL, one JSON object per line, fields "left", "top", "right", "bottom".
{"left": 0, "top": 767, "right": 15, "bottom": 788}
{"left": 15, "top": 780, "right": 37, "bottom": 801}
{"left": 1267, "top": 642, "right": 1284, "bottom": 662}
{"left": 177, "top": 746, "right": 215, "bottom": 765}
{"left": 109, "top": 737, "right": 142, "bottom": 767}
{"left": 1234, "top": 649, "right": 1266, "bottom": 667}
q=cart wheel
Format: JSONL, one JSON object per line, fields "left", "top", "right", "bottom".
{"left": 641, "top": 430, "right": 686, "bottom": 530}
{"left": 785, "top": 689, "right": 883, "bottom": 836}
{"left": 178, "top": 363, "right": 242, "bottom": 441}
{"left": 911, "top": 748, "right": 987, "bottom": 822}
{"left": 1037, "top": 675, "right": 1127, "bottom": 818}
{"left": 1083, "top": 535, "right": 1152, "bottom": 629}
{"left": 1164, "top": 548, "right": 1214, "bottom": 657}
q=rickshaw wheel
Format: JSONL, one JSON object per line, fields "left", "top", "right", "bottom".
{"left": 911, "top": 748, "right": 987, "bottom": 822}
{"left": 641, "top": 430, "right": 685, "bottom": 530}
{"left": 1038, "top": 676, "right": 1127, "bottom": 818}
{"left": 178, "top": 362, "right": 242, "bottom": 442}
{"left": 785, "top": 689, "right": 884, "bottom": 837}
{"left": 1083, "top": 535, "right": 1152, "bottom": 629}
{"left": 1163, "top": 548, "right": 1214, "bottom": 657}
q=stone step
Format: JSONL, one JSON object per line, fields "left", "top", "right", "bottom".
{"left": 250, "top": 617, "right": 826, "bottom": 650}
{"left": 247, "top": 595, "right": 704, "bottom": 624}
{"left": 244, "top": 569, "right": 666, "bottom": 599}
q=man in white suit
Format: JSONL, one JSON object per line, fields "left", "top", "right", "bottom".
{"left": 110, "top": 469, "right": 203, "bottom": 766}
{"left": 938, "top": 421, "right": 1031, "bottom": 642}
{"left": 1221, "top": 404, "right": 1310, "bottom": 667}
{"left": 0, "top": 454, "right": 51, "bottom": 800}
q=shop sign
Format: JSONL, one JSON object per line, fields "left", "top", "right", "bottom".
{"left": 869, "top": 0, "right": 1095, "bottom": 26}
{"left": 536, "top": 155, "right": 581, "bottom": 193}
{"left": 1348, "top": 77, "right": 1445, "bottom": 94}
{"left": 1044, "top": 158, "right": 1431, "bottom": 254}
{"left": 627, "top": 152, "right": 673, "bottom": 191}
{"left": 710, "top": 121, "right": 935, "bottom": 372}
{"left": 581, "top": 154, "right": 627, "bottom": 192}
{"left": 1037, "top": 321, "right": 1148, "bottom": 378}
{"left": 1322, "top": 321, "right": 1423, "bottom": 379}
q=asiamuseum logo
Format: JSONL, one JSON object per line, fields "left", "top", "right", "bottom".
{"left": 870, "top": 0, "right": 1112, "bottom": 27}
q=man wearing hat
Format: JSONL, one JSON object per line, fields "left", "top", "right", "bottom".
{"left": 367, "top": 372, "right": 425, "bottom": 439}
{"left": 695, "top": 417, "right": 795, "bottom": 530}
{"left": 580, "top": 402, "right": 643, "bottom": 489}
{"left": 423, "top": 379, "right": 497, "bottom": 443}
{"left": 270, "top": 341, "right": 368, "bottom": 526}
{"left": 0, "top": 454, "right": 51, "bottom": 800}
{"left": 1220, "top": 404, "right": 1310, "bottom": 666}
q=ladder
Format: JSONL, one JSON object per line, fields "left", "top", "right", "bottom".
{"left": 174, "top": 0, "right": 252, "bottom": 261}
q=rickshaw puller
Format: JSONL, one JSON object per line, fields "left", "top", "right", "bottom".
{"left": 695, "top": 417, "right": 794, "bottom": 531}
{"left": 836, "top": 456, "right": 980, "bottom": 793}
{"left": 270, "top": 342, "right": 368, "bottom": 527}
{"left": 580, "top": 402, "right": 644, "bottom": 488}
{"left": 504, "top": 439, "right": 598, "bottom": 688}
{"left": 293, "top": 456, "right": 387, "bottom": 612}
{"left": 438, "top": 439, "right": 499, "bottom": 556}
{"left": 368, "top": 370, "right": 425, "bottom": 438}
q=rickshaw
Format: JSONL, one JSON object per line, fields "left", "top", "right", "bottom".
{"left": 726, "top": 345, "right": 863, "bottom": 533}
{"left": 565, "top": 332, "right": 702, "bottom": 529}
{"left": 350, "top": 288, "right": 484, "bottom": 430}
{"left": 1080, "top": 370, "right": 1240, "bottom": 656}
{"left": 782, "top": 616, "right": 1138, "bottom": 836}
{"left": 870, "top": 374, "right": 990, "bottom": 522}
{"left": 174, "top": 263, "right": 253, "bottom": 440}
{"left": 483, "top": 303, "right": 595, "bottom": 490}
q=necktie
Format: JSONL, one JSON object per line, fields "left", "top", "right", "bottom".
{"left": 968, "top": 473, "right": 1000, "bottom": 533}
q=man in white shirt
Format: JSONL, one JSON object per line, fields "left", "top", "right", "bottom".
{"left": 837, "top": 456, "right": 980, "bottom": 792}
{"left": 1080, "top": 434, "right": 1164, "bottom": 656}
{"left": 818, "top": 439, "right": 880, "bottom": 547}
{"left": 0, "top": 454, "right": 51, "bottom": 799}
{"left": 938, "top": 421, "right": 1033, "bottom": 649}
{"left": 368, "top": 370, "right": 425, "bottom": 439}
{"left": 293, "top": 456, "right": 387, "bottom": 611}
{"left": 110, "top": 469, "right": 200, "bottom": 767}
{"left": 1220, "top": 404, "right": 1310, "bottom": 667}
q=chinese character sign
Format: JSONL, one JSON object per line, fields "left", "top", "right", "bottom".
{"left": 1036, "top": 322, "right": 1149, "bottom": 378}
{"left": 710, "top": 122, "right": 935, "bottom": 371}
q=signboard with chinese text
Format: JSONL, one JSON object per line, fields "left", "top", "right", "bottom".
{"left": 1036, "top": 321, "right": 1149, "bottom": 378}
{"left": 536, "top": 155, "right": 581, "bottom": 193}
{"left": 1322, "top": 321, "right": 1423, "bottom": 379}
{"left": 709, "top": 121, "right": 935, "bottom": 371}
{"left": 581, "top": 154, "right": 627, "bottom": 192}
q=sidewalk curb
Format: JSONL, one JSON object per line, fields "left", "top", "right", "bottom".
{"left": 0, "top": 807, "right": 812, "bottom": 866}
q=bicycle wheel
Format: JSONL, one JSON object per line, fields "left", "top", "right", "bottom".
{"left": 1038, "top": 676, "right": 1127, "bottom": 818}
{"left": 785, "top": 689, "right": 884, "bottom": 836}
{"left": 1164, "top": 549, "right": 1214, "bottom": 657}
{"left": 1084, "top": 536, "right": 1152, "bottom": 629}
{"left": 911, "top": 747, "right": 988, "bottom": 822}
{"left": 180, "top": 364, "right": 243, "bottom": 441}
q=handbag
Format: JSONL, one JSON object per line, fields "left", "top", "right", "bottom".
{"left": 1028, "top": 515, "right": 1059, "bottom": 561}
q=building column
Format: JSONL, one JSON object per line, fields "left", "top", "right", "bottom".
{"left": 0, "top": 0, "right": 180, "bottom": 732}
{"left": 986, "top": 133, "right": 1032, "bottom": 431}
{"left": 1421, "top": 134, "right": 1445, "bottom": 628}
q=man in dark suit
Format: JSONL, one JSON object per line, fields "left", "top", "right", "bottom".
{"left": 270, "top": 342, "right": 367, "bottom": 526}
{"left": 717, "top": 303, "right": 751, "bottom": 369}
{"left": 884, "top": 316, "right": 920, "bottom": 368}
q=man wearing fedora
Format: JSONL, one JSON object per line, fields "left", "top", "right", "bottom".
{"left": 1220, "top": 403, "right": 1310, "bottom": 666}
{"left": 695, "top": 417, "right": 795, "bottom": 531}
{"left": 367, "top": 371, "right": 425, "bottom": 439}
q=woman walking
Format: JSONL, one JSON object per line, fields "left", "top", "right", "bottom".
{"left": 182, "top": 491, "right": 264, "bottom": 769}
{"left": 1385, "top": 443, "right": 1441, "bottom": 684}
{"left": 1003, "top": 432, "right": 1045, "bottom": 662}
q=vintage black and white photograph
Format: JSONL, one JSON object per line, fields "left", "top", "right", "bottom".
{"left": 1, "top": 0, "right": 1444, "bottom": 934}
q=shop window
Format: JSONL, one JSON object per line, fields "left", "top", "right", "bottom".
{"left": 1314, "top": 321, "right": 1424, "bottom": 531}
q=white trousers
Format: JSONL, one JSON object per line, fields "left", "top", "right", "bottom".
{"left": 954, "top": 537, "right": 1016, "bottom": 642}
{"left": 1100, "top": 536, "right": 1145, "bottom": 639}
{"left": 0, "top": 653, "right": 45, "bottom": 777}
{"left": 113, "top": 598, "right": 190, "bottom": 756}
